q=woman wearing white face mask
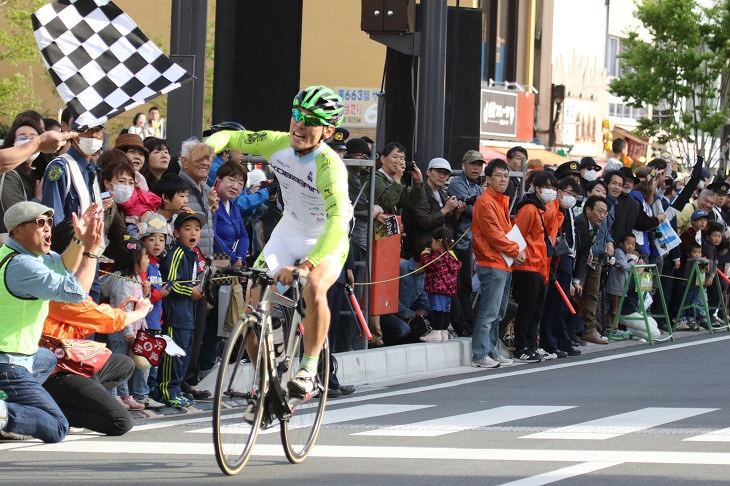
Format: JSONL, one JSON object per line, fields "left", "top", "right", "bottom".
{"left": 578, "top": 157, "right": 601, "bottom": 195}
{"left": 510, "top": 170, "right": 565, "bottom": 363}
{"left": 0, "top": 118, "right": 44, "bottom": 242}
{"left": 97, "top": 152, "right": 134, "bottom": 263}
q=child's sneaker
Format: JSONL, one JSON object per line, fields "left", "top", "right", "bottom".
{"left": 164, "top": 395, "right": 194, "bottom": 408}
{"left": 121, "top": 396, "right": 145, "bottom": 410}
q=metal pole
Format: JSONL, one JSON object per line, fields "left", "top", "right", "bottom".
{"left": 167, "top": 0, "right": 207, "bottom": 154}
{"left": 415, "top": 0, "right": 447, "bottom": 164}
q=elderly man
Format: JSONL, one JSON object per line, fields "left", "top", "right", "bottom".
{"left": 447, "top": 149, "right": 486, "bottom": 336}
{"left": 0, "top": 201, "right": 103, "bottom": 442}
{"left": 677, "top": 189, "right": 716, "bottom": 235}
{"left": 177, "top": 138, "right": 219, "bottom": 401}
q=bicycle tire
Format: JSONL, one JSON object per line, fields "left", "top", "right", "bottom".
{"left": 213, "top": 315, "right": 267, "bottom": 475}
{"left": 279, "top": 313, "right": 330, "bottom": 464}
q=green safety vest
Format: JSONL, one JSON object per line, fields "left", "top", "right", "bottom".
{"left": 0, "top": 245, "right": 49, "bottom": 355}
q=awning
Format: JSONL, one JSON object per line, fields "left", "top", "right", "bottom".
{"left": 613, "top": 126, "right": 649, "bottom": 161}
{"left": 479, "top": 144, "right": 506, "bottom": 161}
{"left": 524, "top": 148, "right": 571, "bottom": 165}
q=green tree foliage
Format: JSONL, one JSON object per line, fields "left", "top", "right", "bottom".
{"left": 609, "top": 0, "right": 730, "bottom": 166}
{"left": 0, "top": 0, "right": 47, "bottom": 124}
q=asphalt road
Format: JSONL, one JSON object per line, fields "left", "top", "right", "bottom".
{"left": 3, "top": 333, "right": 730, "bottom": 485}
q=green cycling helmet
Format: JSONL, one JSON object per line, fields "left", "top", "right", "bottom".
{"left": 292, "top": 85, "right": 345, "bottom": 127}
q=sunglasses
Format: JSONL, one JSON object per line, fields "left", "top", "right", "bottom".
{"left": 27, "top": 217, "right": 53, "bottom": 229}
{"left": 292, "top": 107, "right": 326, "bottom": 127}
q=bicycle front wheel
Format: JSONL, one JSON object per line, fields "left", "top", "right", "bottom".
{"left": 280, "top": 319, "right": 330, "bottom": 464}
{"left": 213, "top": 316, "right": 267, "bottom": 475}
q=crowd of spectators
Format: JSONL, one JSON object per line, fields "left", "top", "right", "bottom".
{"left": 0, "top": 104, "right": 728, "bottom": 445}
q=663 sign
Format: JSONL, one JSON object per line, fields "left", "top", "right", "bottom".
{"left": 336, "top": 88, "right": 379, "bottom": 127}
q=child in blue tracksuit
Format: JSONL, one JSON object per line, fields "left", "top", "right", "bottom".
{"left": 157, "top": 212, "right": 207, "bottom": 408}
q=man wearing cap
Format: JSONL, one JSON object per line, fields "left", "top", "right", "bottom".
{"left": 402, "top": 157, "right": 464, "bottom": 259}
{"left": 578, "top": 157, "right": 601, "bottom": 195}
{"left": 327, "top": 127, "right": 349, "bottom": 159}
{"left": 345, "top": 138, "right": 376, "bottom": 277}
{"left": 446, "top": 149, "right": 486, "bottom": 336}
{"left": 554, "top": 160, "right": 581, "bottom": 183}
{"left": 42, "top": 124, "right": 104, "bottom": 262}
{"left": 0, "top": 201, "right": 103, "bottom": 442}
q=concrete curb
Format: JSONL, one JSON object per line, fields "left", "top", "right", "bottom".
{"left": 198, "top": 338, "right": 473, "bottom": 391}
{"left": 335, "top": 338, "right": 472, "bottom": 384}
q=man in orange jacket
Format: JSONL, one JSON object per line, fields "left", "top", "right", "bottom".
{"left": 471, "top": 159, "right": 525, "bottom": 368}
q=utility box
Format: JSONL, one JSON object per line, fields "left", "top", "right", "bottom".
{"left": 361, "top": 0, "right": 416, "bottom": 33}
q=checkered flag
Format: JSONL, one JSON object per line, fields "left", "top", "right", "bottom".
{"left": 32, "top": 0, "right": 191, "bottom": 131}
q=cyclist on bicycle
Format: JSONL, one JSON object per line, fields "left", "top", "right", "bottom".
{"left": 206, "top": 86, "right": 351, "bottom": 399}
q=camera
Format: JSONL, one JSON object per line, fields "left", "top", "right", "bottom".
{"left": 410, "top": 161, "right": 418, "bottom": 172}
{"left": 649, "top": 230, "right": 663, "bottom": 239}
{"left": 461, "top": 196, "right": 477, "bottom": 205}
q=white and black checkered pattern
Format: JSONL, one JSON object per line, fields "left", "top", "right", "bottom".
{"left": 32, "top": 0, "right": 191, "bottom": 131}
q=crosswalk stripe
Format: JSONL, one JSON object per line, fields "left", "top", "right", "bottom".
{"left": 355, "top": 406, "right": 574, "bottom": 437}
{"left": 495, "top": 461, "right": 623, "bottom": 486}
{"left": 188, "top": 403, "right": 433, "bottom": 435}
{"left": 684, "top": 427, "right": 730, "bottom": 442}
{"left": 522, "top": 407, "right": 718, "bottom": 440}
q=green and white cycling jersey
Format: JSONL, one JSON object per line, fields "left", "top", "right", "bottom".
{"left": 207, "top": 130, "right": 352, "bottom": 268}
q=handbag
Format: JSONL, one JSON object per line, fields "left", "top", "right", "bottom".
{"left": 39, "top": 334, "right": 112, "bottom": 378}
{"left": 131, "top": 329, "right": 167, "bottom": 367}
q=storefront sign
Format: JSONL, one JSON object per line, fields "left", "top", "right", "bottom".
{"left": 335, "top": 87, "right": 379, "bottom": 128}
{"left": 480, "top": 88, "right": 517, "bottom": 138}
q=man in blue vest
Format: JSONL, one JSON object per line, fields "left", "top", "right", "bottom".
{"left": 0, "top": 201, "right": 102, "bottom": 442}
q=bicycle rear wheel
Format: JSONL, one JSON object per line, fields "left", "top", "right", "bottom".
{"left": 280, "top": 316, "right": 330, "bottom": 464}
{"left": 213, "top": 316, "right": 267, "bottom": 475}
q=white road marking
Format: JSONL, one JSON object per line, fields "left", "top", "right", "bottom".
{"left": 188, "top": 403, "right": 433, "bottom": 435}
{"left": 522, "top": 407, "right": 718, "bottom": 440}
{"left": 355, "top": 406, "right": 574, "bottom": 437}
{"left": 11, "top": 441, "right": 730, "bottom": 466}
{"left": 685, "top": 427, "right": 730, "bottom": 442}
{"left": 495, "top": 461, "right": 622, "bottom": 486}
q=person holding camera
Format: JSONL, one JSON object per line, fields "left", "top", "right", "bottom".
{"left": 402, "top": 158, "right": 464, "bottom": 260}
{"left": 372, "top": 142, "right": 424, "bottom": 215}
{"left": 446, "top": 149, "right": 486, "bottom": 336}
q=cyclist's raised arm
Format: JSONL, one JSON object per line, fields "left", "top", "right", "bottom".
{"left": 206, "top": 130, "right": 290, "bottom": 160}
